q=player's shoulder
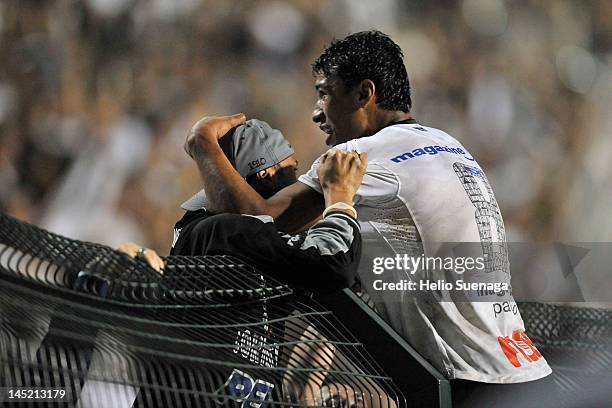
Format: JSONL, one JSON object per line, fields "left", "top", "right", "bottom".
{"left": 345, "top": 121, "right": 460, "bottom": 152}
{"left": 382, "top": 122, "right": 460, "bottom": 144}
{"left": 351, "top": 122, "right": 481, "bottom": 171}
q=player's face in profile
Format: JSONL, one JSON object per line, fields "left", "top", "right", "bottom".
{"left": 313, "top": 75, "right": 363, "bottom": 146}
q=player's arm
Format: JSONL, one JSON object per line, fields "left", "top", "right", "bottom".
{"left": 201, "top": 150, "right": 367, "bottom": 292}
{"left": 281, "top": 150, "right": 368, "bottom": 291}
{"left": 184, "top": 114, "right": 323, "bottom": 232}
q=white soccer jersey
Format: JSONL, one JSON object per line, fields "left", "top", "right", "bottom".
{"left": 299, "top": 121, "right": 552, "bottom": 383}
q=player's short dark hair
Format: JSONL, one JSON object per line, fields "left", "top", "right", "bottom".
{"left": 312, "top": 30, "right": 412, "bottom": 112}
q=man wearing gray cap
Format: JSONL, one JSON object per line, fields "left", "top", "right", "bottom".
{"left": 176, "top": 115, "right": 394, "bottom": 408}
{"left": 179, "top": 118, "right": 298, "bottom": 210}
{"left": 174, "top": 116, "right": 369, "bottom": 406}
{"left": 171, "top": 116, "right": 367, "bottom": 294}
{"left": 118, "top": 115, "right": 383, "bottom": 407}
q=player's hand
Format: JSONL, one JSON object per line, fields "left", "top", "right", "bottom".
{"left": 317, "top": 150, "right": 368, "bottom": 206}
{"left": 184, "top": 113, "right": 247, "bottom": 158}
{"left": 116, "top": 242, "right": 165, "bottom": 274}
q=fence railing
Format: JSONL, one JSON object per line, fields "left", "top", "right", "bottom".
{"left": 0, "top": 212, "right": 404, "bottom": 407}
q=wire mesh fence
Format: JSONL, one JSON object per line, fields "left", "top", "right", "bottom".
{"left": 518, "top": 301, "right": 612, "bottom": 403}
{"left": 3, "top": 210, "right": 612, "bottom": 408}
{"left": 0, "top": 212, "right": 403, "bottom": 407}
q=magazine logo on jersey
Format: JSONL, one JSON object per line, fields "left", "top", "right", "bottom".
{"left": 390, "top": 145, "right": 475, "bottom": 163}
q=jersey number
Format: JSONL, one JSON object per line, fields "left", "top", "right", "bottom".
{"left": 453, "top": 163, "right": 509, "bottom": 275}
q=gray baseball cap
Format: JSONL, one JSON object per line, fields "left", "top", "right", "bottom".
{"left": 181, "top": 119, "right": 294, "bottom": 211}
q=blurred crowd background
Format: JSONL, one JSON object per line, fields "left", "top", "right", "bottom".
{"left": 0, "top": 0, "right": 610, "bottom": 253}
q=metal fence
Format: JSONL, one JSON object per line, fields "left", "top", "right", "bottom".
{"left": 0, "top": 212, "right": 403, "bottom": 407}
{"left": 2, "top": 211, "right": 612, "bottom": 407}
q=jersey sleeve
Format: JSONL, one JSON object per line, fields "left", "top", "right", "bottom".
{"left": 297, "top": 143, "right": 399, "bottom": 206}
{"left": 297, "top": 156, "right": 323, "bottom": 194}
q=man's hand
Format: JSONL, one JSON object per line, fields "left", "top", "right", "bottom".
{"left": 317, "top": 150, "right": 368, "bottom": 207}
{"left": 184, "top": 113, "right": 246, "bottom": 159}
{"left": 116, "top": 242, "right": 165, "bottom": 274}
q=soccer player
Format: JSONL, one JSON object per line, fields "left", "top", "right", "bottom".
{"left": 183, "top": 30, "right": 552, "bottom": 389}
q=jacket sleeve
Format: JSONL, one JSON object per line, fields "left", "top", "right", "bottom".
{"left": 172, "top": 212, "right": 361, "bottom": 294}
{"left": 224, "top": 213, "right": 361, "bottom": 294}
{"left": 287, "top": 211, "right": 361, "bottom": 293}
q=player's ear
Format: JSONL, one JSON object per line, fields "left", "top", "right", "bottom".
{"left": 356, "top": 79, "right": 375, "bottom": 107}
